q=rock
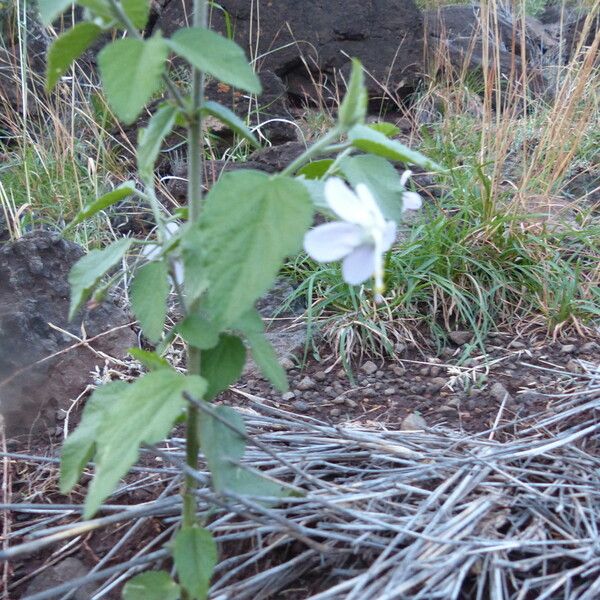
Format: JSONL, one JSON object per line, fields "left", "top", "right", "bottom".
{"left": 280, "top": 357, "right": 295, "bottom": 371}
{"left": 361, "top": 361, "right": 378, "bottom": 375}
{"left": 429, "top": 377, "right": 447, "bottom": 393}
{"left": 383, "top": 387, "right": 396, "bottom": 396}
{"left": 401, "top": 412, "right": 428, "bottom": 431}
{"left": 392, "top": 364, "right": 407, "bottom": 377}
{"left": 581, "top": 342, "right": 599, "bottom": 354}
{"left": 24, "top": 557, "right": 96, "bottom": 600}
{"left": 0, "top": 232, "right": 136, "bottom": 438}
{"left": 297, "top": 376, "right": 316, "bottom": 391}
{"left": 345, "top": 398, "right": 358, "bottom": 408}
{"left": 314, "top": 370, "right": 327, "bottom": 381}
{"left": 333, "top": 395, "right": 347, "bottom": 404}
{"left": 424, "top": 6, "right": 550, "bottom": 97}
{"left": 508, "top": 340, "right": 527, "bottom": 349}
{"left": 292, "top": 400, "right": 310, "bottom": 412}
{"left": 565, "top": 360, "right": 581, "bottom": 374}
{"left": 560, "top": 344, "right": 577, "bottom": 354}
{"left": 330, "top": 408, "right": 342, "bottom": 417}
{"left": 156, "top": 0, "right": 424, "bottom": 99}
{"left": 281, "top": 391, "right": 295, "bottom": 401}
{"left": 489, "top": 382, "right": 513, "bottom": 404}
{"left": 448, "top": 330, "right": 473, "bottom": 346}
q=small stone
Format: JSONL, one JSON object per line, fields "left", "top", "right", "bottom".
{"left": 280, "top": 357, "right": 295, "bottom": 370}
{"left": 384, "top": 387, "right": 396, "bottom": 396}
{"left": 55, "top": 410, "right": 66, "bottom": 422}
{"left": 429, "top": 377, "right": 447, "bottom": 392}
{"left": 292, "top": 400, "right": 310, "bottom": 412}
{"left": 430, "top": 366, "right": 442, "bottom": 377}
{"left": 314, "top": 370, "right": 327, "bottom": 381}
{"left": 330, "top": 408, "right": 342, "bottom": 417}
{"left": 508, "top": 340, "right": 527, "bottom": 349}
{"left": 394, "top": 342, "right": 407, "bottom": 353}
{"left": 336, "top": 369, "right": 347, "bottom": 379}
{"left": 581, "top": 342, "right": 599, "bottom": 354}
{"left": 362, "top": 387, "right": 377, "bottom": 397}
{"left": 297, "top": 376, "right": 316, "bottom": 391}
{"left": 489, "top": 382, "right": 512, "bottom": 403}
{"left": 468, "top": 387, "right": 482, "bottom": 397}
{"left": 392, "top": 364, "right": 406, "bottom": 377}
{"left": 448, "top": 330, "right": 473, "bottom": 346}
{"left": 361, "top": 361, "right": 378, "bottom": 375}
{"left": 419, "top": 367, "right": 430, "bottom": 376}
{"left": 401, "top": 412, "right": 428, "bottom": 431}
{"left": 333, "top": 395, "right": 347, "bottom": 404}
{"left": 345, "top": 398, "right": 358, "bottom": 408}
{"left": 324, "top": 386, "right": 335, "bottom": 396}
{"left": 445, "top": 397, "right": 461, "bottom": 408}
{"left": 566, "top": 359, "right": 581, "bottom": 373}
{"left": 560, "top": 344, "right": 577, "bottom": 354}
{"left": 281, "top": 391, "right": 295, "bottom": 401}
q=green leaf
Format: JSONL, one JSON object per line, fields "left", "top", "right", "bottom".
{"left": 200, "top": 334, "right": 246, "bottom": 400}
{"left": 123, "top": 571, "right": 180, "bottom": 600}
{"left": 348, "top": 124, "right": 442, "bottom": 171}
{"left": 181, "top": 226, "right": 209, "bottom": 304}
{"left": 173, "top": 527, "right": 217, "bottom": 600}
{"left": 66, "top": 183, "right": 136, "bottom": 230}
{"left": 194, "top": 171, "right": 313, "bottom": 328}
{"left": 60, "top": 381, "right": 125, "bottom": 493}
{"left": 98, "top": 36, "right": 168, "bottom": 124}
{"left": 131, "top": 260, "right": 170, "bottom": 343}
{"left": 83, "top": 371, "right": 205, "bottom": 517}
{"left": 122, "top": 0, "right": 150, "bottom": 29}
{"left": 79, "top": 0, "right": 115, "bottom": 23}
{"left": 68, "top": 237, "right": 132, "bottom": 319}
{"left": 38, "top": 0, "right": 73, "bottom": 25}
{"left": 338, "top": 59, "right": 367, "bottom": 129}
{"left": 368, "top": 122, "right": 401, "bottom": 138}
{"left": 201, "top": 100, "right": 259, "bottom": 147}
{"left": 137, "top": 104, "right": 178, "bottom": 182}
{"left": 199, "top": 405, "right": 290, "bottom": 497}
{"left": 167, "top": 27, "right": 261, "bottom": 94}
{"left": 177, "top": 315, "right": 220, "bottom": 350}
{"left": 46, "top": 23, "right": 102, "bottom": 91}
{"left": 297, "top": 159, "right": 335, "bottom": 180}
{"left": 235, "top": 310, "right": 287, "bottom": 392}
{"left": 340, "top": 154, "right": 408, "bottom": 223}
{"left": 128, "top": 348, "right": 172, "bottom": 371}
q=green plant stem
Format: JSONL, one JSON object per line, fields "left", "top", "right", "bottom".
{"left": 280, "top": 128, "right": 342, "bottom": 176}
{"left": 182, "top": 0, "right": 208, "bottom": 544}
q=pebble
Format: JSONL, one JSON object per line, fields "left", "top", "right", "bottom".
{"left": 508, "top": 340, "right": 527, "bottom": 349}
{"left": 332, "top": 395, "right": 347, "bottom": 404}
{"left": 297, "top": 376, "right": 316, "bottom": 391}
{"left": 292, "top": 400, "right": 310, "bottom": 412}
{"left": 314, "top": 370, "right": 327, "bottom": 381}
{"left": 392, "top": 364, "right": 406, "bottom": 376}
{"left": 345, "top": 398, "right": 358, "bottom": 408}
{"left": 280, "top": 357, "right": 295, "bottom": 370}
{"left": 429, "top": 377, "right": 447, "bottom": 392}
{"left": 362, "top": 388, "right": 377, "bottom": 397}
{"left": 445, "top": 397, "right": 461, "bottom": 408}
{"left": 566, "top": 359, "right": 581, "bottom": 373}
{"left": 560, "top": 344, "right": 577, "bottom": 354}
{"left": 281, "top": 391, "right": 295, "bottom": 401}
{"left": 430, "top": 366, "right": 442, "bottom": 377}
{"left": 489, "top": 382, "right": 513, "bottom": 403}
{"left": 401, "top": 412, "right": 428, "bottom": 431}
{"left": 383, "top": 387, "right": 396, "bottom": 396}
{"left": 394, "top": 342, "right": 407, "bottom": 353}
{"left": 448, "top": 330, "right": 473, "bottom": 345}
{"left": 419, "top": 367, "right": 430, "bottom": 376}
{"left": 581, "top": 342, "right": 599, "bottom": 354}
{"left": 361, "top": 361, "right": 378, "bottom": 375}
{"left": 330, "top": 408, "right": 342, "bottom": 417}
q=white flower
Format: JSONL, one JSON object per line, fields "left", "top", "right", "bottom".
{"left": 142, "top": 221, "right": 183, "bottom": 286}
{"left": 303, "top": 175, "right": 421, "bottom": 294}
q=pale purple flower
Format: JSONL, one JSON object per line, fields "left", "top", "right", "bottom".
{"left": 303, "top": 176, "right": 421, "bottom": 294}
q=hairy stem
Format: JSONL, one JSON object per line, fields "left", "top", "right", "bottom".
{"left": 182, "top": 0, "right": 208, "bottom": 539}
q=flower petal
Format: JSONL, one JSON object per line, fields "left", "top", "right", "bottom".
{"left": 342, "top": 244, "right": 376, "bottom": 285}
{"left": 400, "top": 169, "right": 412, "bottom": 187}
{"left": 141, "top": 243, "right": 160, "bottom": 261}
{"left": 382, "top": 221, "right": 397, "bottom": 251}
{"left": 402, "top": 191, "right": 422, "bottom": 211}
{"left": 165, "top": 222, "right": 180, "bottom": 238}
{"left": 304, "top": 222, "right": 363, "bottom": 262}
{"left": 355, "top": 183, "right": 386, "bottom": 227}
{"left": 324, "top": 178, "right": 371, "bottom": 224}
{"left": 171, "top": 259, "right": 184, "bottom": 287}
